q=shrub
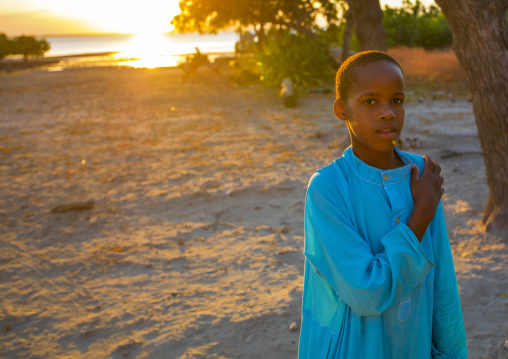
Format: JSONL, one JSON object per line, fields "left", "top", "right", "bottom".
{"left": 383, "top": 0, "right": 452, "bottom": 50}
{"left": 257, "top": 30, "right": 334, "bottom": 88}
{"left": 315, "top": 23, "right": 360, "bottom": 53}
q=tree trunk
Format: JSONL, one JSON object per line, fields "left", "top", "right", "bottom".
{"left": 435, "top": 0, "right": 508, "bottom": 232}
{"left": 342, "top": 1, "right": 354, "bottom": 63}
{"left": 349, "top": 0, "right": 386, "bottom": 51}
{"left": 255, "top": 23, "right": 266, "bottom": 51}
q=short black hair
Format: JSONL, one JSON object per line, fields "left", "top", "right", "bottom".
{"left": 335, "top": 51, "right": 403, "bottom": 100}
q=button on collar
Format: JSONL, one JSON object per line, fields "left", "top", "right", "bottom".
{"left": 345, "top": 147, "right": 412, "bottom": 185}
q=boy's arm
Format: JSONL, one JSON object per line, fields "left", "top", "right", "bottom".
{"left": 430, "top": 202, "right": 468, "bottom": 358}
{"left": 304, "top": 171, "right": 434, "bottom": 317}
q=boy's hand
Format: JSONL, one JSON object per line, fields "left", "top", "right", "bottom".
{"left": 407, "top": 156, "right": 445, "bottom": 241}
{"left": 410, "top": 156, "right": 445, "bottom": 215}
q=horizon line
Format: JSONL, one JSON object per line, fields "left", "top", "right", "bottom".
{"left": 4, "top": 30, "right": 239, "bottom": 38}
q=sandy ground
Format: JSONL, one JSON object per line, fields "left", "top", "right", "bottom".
{"left": 0, "top": 66, "right": 507, "bottom": 359}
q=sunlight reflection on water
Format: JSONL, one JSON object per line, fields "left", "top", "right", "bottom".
{"left": 114, "top": 33, "right": 181, "bottom": 68}
{"left": 45, "top": 32, "right": 237, "bottom": 71}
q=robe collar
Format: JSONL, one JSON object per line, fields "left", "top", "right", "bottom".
{"left": 344, "top": 146, "right": 413, "bottom": 186}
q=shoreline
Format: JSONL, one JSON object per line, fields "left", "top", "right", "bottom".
{"left": 1, "top": 50, "right": 238, "bottom": 72}
{"left": 46, "top": 51, "right": 121, "bottom": 59}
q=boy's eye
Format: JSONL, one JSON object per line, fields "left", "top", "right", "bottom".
{"left": 393, "top": 98, "right": 405, "bottom": 104}
{"left": 364, "top": 99, "right": 376, "bottom": 105}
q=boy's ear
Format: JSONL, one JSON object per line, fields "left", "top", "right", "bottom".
{"left": 333, "top": 99, "right": 347, "bottom": 121}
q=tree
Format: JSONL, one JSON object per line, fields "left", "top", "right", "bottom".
{"left": 172, "top": 0, "right": 389, "bottom": 58}
{"left": 0, "top": 33, "right": 13, "bottom": 60}
{"left": 348, "top": 0, "right": 386, "bottom": 51}
{"left": 12, "top": 35, "right": 50, "bottom": 63}
{"left": 171, "top": 0, "right": 341, "bottom": 47}
{"left": 435, "top": 0, "right": 508, "bottom": 231}
{"left": 341, "top": 0, "right": 354, "bottom": 62}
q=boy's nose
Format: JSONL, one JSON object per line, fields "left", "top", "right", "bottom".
{"left": 378, "top": 107, "right": 396, "bottom": 120}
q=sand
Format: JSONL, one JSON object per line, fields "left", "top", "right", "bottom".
{"left": 0, "top": 66, "right": 507, "bottom": 359}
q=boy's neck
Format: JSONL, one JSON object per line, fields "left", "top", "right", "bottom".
{"left": 351, "top": 146, "right": 405, "bottom": 170}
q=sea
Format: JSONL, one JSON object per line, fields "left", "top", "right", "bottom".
{"left": 41, "top": 31, "right": 239, "bottom": 70}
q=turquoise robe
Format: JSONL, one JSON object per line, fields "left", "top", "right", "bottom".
{"left": 298, "top": 147, "right": 467, "bottom": 359}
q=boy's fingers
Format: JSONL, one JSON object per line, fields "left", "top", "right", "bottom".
{"left": 433, "top": 161, "right": 441, "bottom": 175}
{"left": 423, "top": 155, "right": 430, "bottom": 170}
{"left": 411, "top": 163, "right": 420, "bottom": 182}
{"left": 423, "top": 156, "right": 434, "bottom": 176}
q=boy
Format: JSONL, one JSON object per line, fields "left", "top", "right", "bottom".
{"left": 298, "top": 51, "right": 467, "bottom": 358}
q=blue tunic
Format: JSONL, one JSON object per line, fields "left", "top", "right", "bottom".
{"left": 298, "top": 147, "right": 467, "bottom": 359}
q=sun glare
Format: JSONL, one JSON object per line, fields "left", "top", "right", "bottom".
{"left": 115, "top": 32, "right": 181, "bottom": 69}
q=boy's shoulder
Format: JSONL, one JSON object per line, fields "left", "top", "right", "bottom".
{"left": 396, "top": 148, "right": 426, "bottom": 172}
{"left": 307, "top": 153, "right": 350, "bottom": 191}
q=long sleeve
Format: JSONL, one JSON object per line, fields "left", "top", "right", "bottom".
{"left": 304, "top": 171, "right": 435, "bottom": 317}
{"left": 430, "top": 202, "right": 467, "bottom": 358}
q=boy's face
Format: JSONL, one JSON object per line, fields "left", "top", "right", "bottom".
{"left": 333, "top": 60, "right": 405, "bottom": 163}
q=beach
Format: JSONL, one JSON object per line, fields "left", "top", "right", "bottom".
{"left": 0, "top": 64, "right": 507, "bottom": 358}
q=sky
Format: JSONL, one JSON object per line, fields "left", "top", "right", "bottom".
{"left": 0, "top": 0, "right": 436, "bottom": 36}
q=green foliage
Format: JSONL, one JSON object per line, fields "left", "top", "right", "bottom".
{"left": 12, "top": 35, "right": 51, "bottom": 62}
{"left": 415, "top": 9, "right": 451, "bottom": 49}
{"left": 0, "top": 34, "right": 51, "bottom": 62}
{"left": 315, "top": 23, "right": 359, "bottom": 52}
{"left": 383, "top": 0, "right": 452, "bottom": 50}
{"left": 171, "top": 0, "right": 341, "bottom": 41}
{"left": 257, "top": 31, "right": 334, "bottom": 88}
{"left": 383, "top": 4, "right": 418, "bottom": 48}
{"left": 0, "top": 33, "right": 12, "bottom": 59}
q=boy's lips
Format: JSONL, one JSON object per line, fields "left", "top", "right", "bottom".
{"left": 375, "top": 127, "right": 399, "bottom": 139}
